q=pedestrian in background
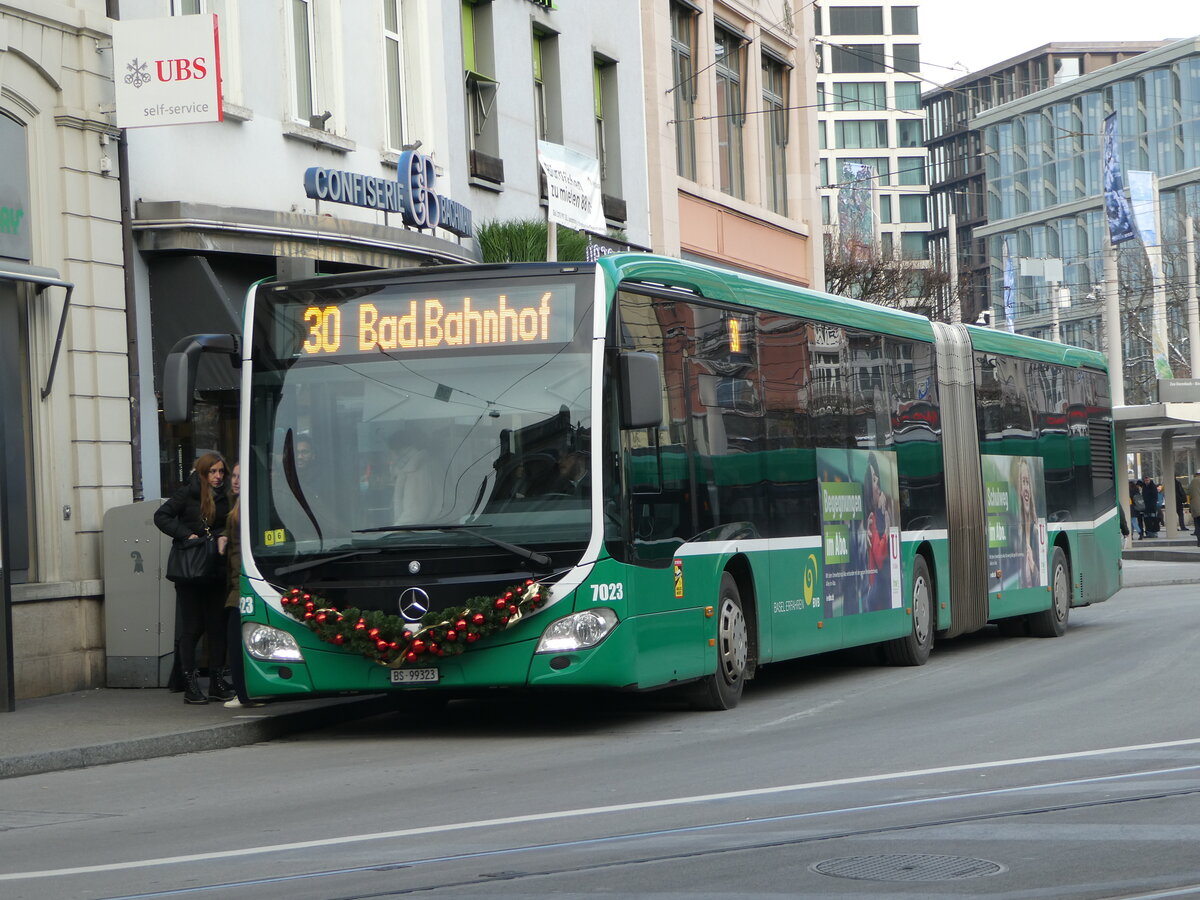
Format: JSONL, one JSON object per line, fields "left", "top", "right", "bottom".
{"left": 155, "top": 453, "right": 236, "bottom": 704}
{"left": 1188, "top": 469, "right": 1200, "bottom": 544}
{"left": 219, "top": 462, "right": 262, "bottom": 709}
{"left": 1140, "top": 475, "right": 1160, "bottom": 538}
{"left": 1130, "top": 479, "right": 1145, "bottom": 539}
{"left": 1176, "top": 477, "right": 1187, "bottom": 532}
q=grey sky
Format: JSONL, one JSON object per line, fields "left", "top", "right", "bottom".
{"left": 918, "top": 0, "right": 1186, "bottom": 86}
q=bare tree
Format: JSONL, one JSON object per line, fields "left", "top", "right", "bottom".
{"left": 822, "top": 233, "right": 955, "bottom": 321}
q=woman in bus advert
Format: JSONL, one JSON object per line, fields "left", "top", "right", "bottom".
{"left": 1014, "top": 456, "right": 1041, "bottom": 588}
{"left": 982, "top": 455, "right": 1045, "bottom": 590}
{"left": 154, "top": 453, "right": 235, "bottom": 705}
{"left": 862, "top": 452, "right": 899, "bottom": 612}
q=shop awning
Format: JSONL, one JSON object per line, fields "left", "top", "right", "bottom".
{"left": 0, "top": 260, "right": 73, "bottom": 399}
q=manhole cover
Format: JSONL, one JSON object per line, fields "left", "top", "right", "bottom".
{"left": 812, "top": 854, "right": 1004, "bottom": 882}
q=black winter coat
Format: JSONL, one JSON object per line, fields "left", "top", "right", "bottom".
{"left": 154, "top": 472, "right": 231, "bottom": 542}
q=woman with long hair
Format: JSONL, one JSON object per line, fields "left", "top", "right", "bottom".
{"left": 219, "top": 462, "right": 262, "bottom": 708}
{"left": 154, "top": 453, "right": 235, "bottom": 704}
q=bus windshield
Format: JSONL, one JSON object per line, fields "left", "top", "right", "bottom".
{"left": 247, "top": 272, "right": 594, "bottom": 573}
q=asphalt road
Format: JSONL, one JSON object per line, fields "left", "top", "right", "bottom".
{"left": 3, "top": 581, "right": 1199, "bottom": 899}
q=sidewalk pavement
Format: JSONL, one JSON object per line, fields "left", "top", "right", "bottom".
{"left": 0, "top": 546, "right": 1195, "bottom": 782}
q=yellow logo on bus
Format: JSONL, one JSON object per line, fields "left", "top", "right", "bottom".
{"left": 803, "top": 553, "right": 819, "bottom": 606}
{"left": 673, "top": 558, "right": 684, "bottom": 598}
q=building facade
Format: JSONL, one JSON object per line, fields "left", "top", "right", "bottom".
{"left": 1, "top": 0, "right": 125, "bottom": 699}
{"left": 814, "top": 0, "right": 928, "bottom": 269}
{"left": 642, "top": 0, "right": 822, "bottom": 288}
{"left": 975, "top": 37, "right": 1200, "bottom": 407}
{"left": 923, "top": 42, "right": 1165, "bottom": 323}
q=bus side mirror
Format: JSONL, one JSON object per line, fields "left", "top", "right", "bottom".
{"left": 162, "top": 333, "right": 239, "bottom": 424}
{"left": 619, "top": 351, "right": 663, "bottom": 429}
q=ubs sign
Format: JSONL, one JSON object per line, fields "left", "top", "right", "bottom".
{"left": 0, "top": 114, "right": 31, "bottom": 261}
{"left": 303, "top": 150, "right": 473, "bottom": 238}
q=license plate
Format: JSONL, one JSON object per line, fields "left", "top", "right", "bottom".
{"left": 390, "top": 668, "right": 439, "bottom": 684}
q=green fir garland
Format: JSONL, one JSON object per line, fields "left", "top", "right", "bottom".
{"left": 279, "top": 581, "right": 546, "bottom": 667}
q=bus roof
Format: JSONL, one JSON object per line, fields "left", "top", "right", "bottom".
{"left": 598, "top": 253, "right": 1108, "bottom": 373}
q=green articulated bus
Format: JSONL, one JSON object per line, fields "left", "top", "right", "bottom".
{"left": 164, "top": 254, "right": 1122, "bottom": 710}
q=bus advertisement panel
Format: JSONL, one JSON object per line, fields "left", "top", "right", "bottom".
{"left": 983, "top": 455, "right": 1048, "bottom": 590}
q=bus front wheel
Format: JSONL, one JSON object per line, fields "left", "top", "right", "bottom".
{"left": 1028, "top": 546, "right": 1070, "bottom": 638}
{"left": 688, "top": 572, "right": 748, "bottom": 710}
{"left": 883, "top": 555, "right": 934, "bottom": 666}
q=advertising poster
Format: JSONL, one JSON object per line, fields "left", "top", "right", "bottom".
{"left": 837, "top": 162, "right": 875, "bottom": 261}
{"left": 818, "top": 448, "right": 902, "bottom": 618}
{"left": 1002, "top": 237, "right": 1016, "bottom": 333}
{"left": 983, "top": 455, "right": 1047, "bottom": 590}
{"left": 1102, "top": 113, "right": 1136, "bottom": 245}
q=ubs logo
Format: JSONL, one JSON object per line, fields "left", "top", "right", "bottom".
{"left": 398, "top": 588, "right": 430, "bottom": 623}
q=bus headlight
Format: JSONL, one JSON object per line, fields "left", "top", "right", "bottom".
{"left": 244, "top": 623, "right": 304, "bottom": 661}
{"left": 536, "top": 608, "right": 618, "bottom": 653}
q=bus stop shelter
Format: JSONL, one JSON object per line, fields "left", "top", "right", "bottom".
{"left": 1115, "top": 400, "right": 1200, "bottom": 538}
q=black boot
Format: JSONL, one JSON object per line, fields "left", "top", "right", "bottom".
{"left": 208, "top": 668, "right": 237, "bottom": 702}
{"left": 183, "top": 669, "right": 208, "bottom": 705}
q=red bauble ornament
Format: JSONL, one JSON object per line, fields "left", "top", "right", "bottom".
{"left": 333, "top": 634, "right": 345, "bottom": 645}
{"left": 507, "top": 605, "right": 518, "bottom": 616}
{"left": 402, "top": 630, "right": 413, "bottom": 641}
{"left": 499, "top": 616, "right": 509, "bottom": 625}
{"left": 428, "top": 629, "right": 440, "bottom": 641}
{"left": 466, "top": 632, "right": 479, "bottom": 643}
{"left": 376, "top": 640, "right": 388, "bottom": 651}
{"left": 445, "top": 629, "right": 457, "bottom": 642}
{"left": 428, "top": 642, "right": 440, "bottom": 655}
{"left": 305, "top": 602, "right": 315, "bottom": 612}
{"left": 472, "top": 613, "right": 485, "bottom": 626}
{"left": 368, "top": 628, "right": 380, "bottom": 638}
{"left": 405, "top": 650, "right": 417, "bottom": 663}
{"left": 389, "top": 641, "right": 399, "bottom": 650}
{"left": 411, "top": 639, "right": 426, "bottom": 654}
{"left": 316, "top": 612, "right": 327, "bottom": 623}
{"left": 494, "top": 598, "right": 508, "bottom": 610}
{"left": 302, "top": 593, "right": 311, "bottom": 601}
{"left": 303, "top": 612, "right": 314, "bottom": 620}
{"left": 455, "top": 619, "right": 467, "bottom": 631}
{"left": 354, "top": 622, "right": 366, "bottom": 631}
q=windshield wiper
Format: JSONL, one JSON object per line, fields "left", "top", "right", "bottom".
{"left": 353, "top": 523, "right": 553, "bottom": 569}
{"left": 274, "top": 548, "right": 383, "bottom": 578}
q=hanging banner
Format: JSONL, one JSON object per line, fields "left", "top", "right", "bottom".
{"left": 837, "top": 162, "right": 875, "bottom": 261}
{"left": 1127, "top": 170, "right": 1159, "bottom": 248}
{"left": 537, "top": 141, "right": 605, "bottom": 234}
{"left": 1128, "top": 170, "right": 1173, "bottom": 379}
{"left": 113, "top": 15, "right": 223, "bottom": 128}
{"left": 1002, "top": 237, "right": 1016, "bottom": 333}
{"left": 1102, "top": 113, "right": 1136, "bottom": 245}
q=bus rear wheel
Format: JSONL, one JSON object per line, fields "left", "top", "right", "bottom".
{"left": 688, "top": 572, "right": 748, "bottom": 710}
{"left": 883, "top": 555, "right": 934, "bottom": 666}
{"left": 1028, "top": 546, "right": 1070, "bottom": 637}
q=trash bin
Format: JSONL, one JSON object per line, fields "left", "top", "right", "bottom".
{"left": 102, "top": 500, "right": 175, "bottom": 687}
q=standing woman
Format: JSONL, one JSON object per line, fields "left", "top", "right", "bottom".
{"left": 155, "top": 453, "right": 236, "bottom": 704}
{"left": 220, "top": 463, "right": 261, "bottom": 708}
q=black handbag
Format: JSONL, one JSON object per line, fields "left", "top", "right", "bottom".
{"left": 166, "top": 531, "right": 222, "bottom": 584}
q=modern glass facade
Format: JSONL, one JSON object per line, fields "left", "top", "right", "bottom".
{"left": 978, "top": 44, "right": 1200, "bottom": 403}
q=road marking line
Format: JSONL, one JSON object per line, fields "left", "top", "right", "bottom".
{"left": 4, "top": 735, "right": 1200, "bottom": 881}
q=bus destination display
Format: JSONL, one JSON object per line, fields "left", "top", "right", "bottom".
{"left": 296, "top": 285, "right": 575, "bottom": 356}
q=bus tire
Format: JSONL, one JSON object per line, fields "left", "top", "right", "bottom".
{"left": 883, "top": 555, "right": 934, "bottom": 666}
{"left": 688, "top": 572, "right": 748, "bottom": 710}
{"left": 1028, "top": 546, "right": 1070, "bottom": 638}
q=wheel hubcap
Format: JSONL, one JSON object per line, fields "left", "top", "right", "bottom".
{"left": 718, "top": 597, "right": 748, "bottom": 684}
{"left": 912, "top": 575, "right": 931, "bottom": 643}
{"left": 1053, "top": 563, "right": 1069, "bottom": 622}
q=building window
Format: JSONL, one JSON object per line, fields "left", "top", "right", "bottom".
{"left": 671, "top": 2, "right": 698, "bottom": 180}
{"left": 840, "top": 156, "right": 890, "bottom": 185}
{"left": 290, "top": 0, "right": 316, "bottom": 121}
{"left": 899, "top": 194, "right": 927, "bottom": 223}
{"left": 897, "top": 119, "right": 923, "bottom": 147}
{"left": 879, "top": 194, "right": 892, "bottom": 223}
{"left": 822, "top": 195, "right": 831, "bottom": 225}
{"left": 171, "top": 0, "right": 204, "bottom": 13}
{"left": 762, "top": 54, "right": 789, "bottom": 215}
{"left": 881, "top": 231, "right": 894, "bottom": 258}
{"left": 893, "top": 44, "right": 920, "bottom": 73}
{"left": 897, "top": 156, "right": 925, "bottom": 184}
{"left": 533, "top": 31, "right": 547, "bottom": 141}
{"left": 831, "top": 44, "right": 885, "bottom": 73}
{"left": 835, "top": 119, "right": 887, "bottom": 149}
{"left": 894, "top": 81, "right": 921, "bottom": 110}
{"left": 829, "top": 6, "right": 883, "bottom": 34}
{"left": 463, "top": 0, "right": 501, "bottom": 181}
{"left": 715, "top": 26, "right": 746, "bottom": 198}
{"left": 384, "top": 0, "right": 406, "bottom": 152}
{"left": 901, "top": 232, "right": 929, "bottom": 258}
{"left": 891, "top": 6, "right": 918, "bottom": 34}
{"left": 594, "top": 56, "right": 622, "bottom": 201}
{"left": 833, "top": 81, "right": 885, "bottom": 110}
